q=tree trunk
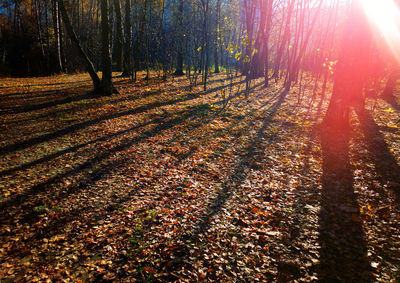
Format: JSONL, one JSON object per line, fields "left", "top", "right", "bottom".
{"left": 242, "top": 0, "right": 255, "bottom": 76}
{"left": 382, "top": 72, "right": 398, "bottom": 102}
{"left": 323, "top": 0, "right": 371, "bottom": 126}
{"left": 113, "top": 0, "right": 123, "bottom": 71}
{"left": 263, "top": 0, "right": 273, "bottom": 87}
{"left": 58, "top": 0, "right": 101, "bottom": 91}
{"left": 122, "top": 0, "right": 132, "bottom": 76}
{"left": 53, "top": 0, "right": 63, "bottom": 72}
{"left": 100, "top": 0, "right": 113, "bottom": 95}
{"left": 214, "top": 0, "right": 220, "bottom": 73}
{"left": 58, "top": 2, "right": 67, "bottom": 72}
{"left": 202, "top": 0, "right": 209, "bottom": 91}
{"left": 272, "top": 0, "right": 295, "bottom": 80}
{"left": 35, "top": 0, "right": 45, "bottom": 59}
{"left": 174, "top": 0, "right": 184, "bottom": 76}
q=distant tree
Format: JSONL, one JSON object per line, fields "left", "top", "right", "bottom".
{"left": 174, "top": 0, "right": 185, "bottom": 76}
{"left": 272, "top": 0, "right": 295, "bottom": 81}
{"left": 53, "top": 0, "right": 66, "bottom": 72}
{"left": 100, "top": 0, "right": 114, "bottom": 95}
{"left": 213, "top": 0, "right": 220, "bottom": 73}
{"left": 113, "top": 0, "right": 124, "bottom": 71}
{"left": 200, "top": 0, "right": 210, "bottom": 90}
{"left": 122, "top": 0, "right": 133, "bottom": 77}
{"left": 242, "top": 0, "right": 256, "bottom": 76}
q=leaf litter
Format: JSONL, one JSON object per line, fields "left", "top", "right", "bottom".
{"left": 0, "top": 72, "right": 399, "bottom": 281}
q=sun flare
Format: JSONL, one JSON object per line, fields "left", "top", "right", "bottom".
{"left": 361, "top": 0, "right": 400, "bottom": 63}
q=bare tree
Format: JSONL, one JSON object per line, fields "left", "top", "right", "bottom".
{"left": 113, "top": 0, "right": 124, "bottom": 71}
{"left": 58, "top": 0, "right": 101, "bottom": 91}
{"left": 100, "top": 0, "right": 114, "bottom": 95}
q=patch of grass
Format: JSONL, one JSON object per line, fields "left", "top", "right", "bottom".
{"left": 33, "top": 205, "right": 50, "bottom": 213}
{"left": 56, "top": 99, "right": 91, "bottom": 110}
{"left": 111, "top": 203, "right": 125, "bottom": 212}
{"left": 58, "top": 116, "right": 80, "bottom": 122}
{"left": 227, "top": 228, "right": 239, "bottom": 236}
{"left": 33, "top": 204, "right": 63, "bottom": 214}
{"left": 145, "top": 209, "right": 158, "bottom": 221}
{"left": 128, "top": 224, "right": 146, "bottom": 255}
{"left": 134, "top": 267, "right": 155, "bottom": 283}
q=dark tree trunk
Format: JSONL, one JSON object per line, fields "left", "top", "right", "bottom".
{"left": 264, "top": 0, "right": 273, "bottom": 87}
{"left": 202, "top": 0, "right": 210, "bottom": 91}
{"left": 214, "top": 0, "right": 220, "bottom": 73}
{"left": 100, "top": 0, "right": 114, "bottom": 95}
{"left": 323, "top": 1, "right": 371, "bottom": 126}
{"left": 382, "top": 72, "right": 398, "bottom": 103}
{"left": 58, "top": 0, "right": 101, "bottom": 91}
{"left": 113, "top": 0, "right": 124, "bottom": 71}
{"left": 242, "top": 0, "right": 255, "bottom": 76}
{"left": 174, "top": 0, "right": 184, "bottom": 76}
{"left": 34, "top": 0, "right": 45, "bottom": 59}
{"left": 272, "top": 0, "right": 295, "bottom": 80}
{"left": 122, "top": 0, "right": 132, "bottom": 76}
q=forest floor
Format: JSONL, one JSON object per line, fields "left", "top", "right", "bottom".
{"left": 0, "top": 72, "right": 399, "bottom": 282}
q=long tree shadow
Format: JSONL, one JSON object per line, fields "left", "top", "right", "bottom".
{"left": 0, "top": 117, "right": 161, "bottom": 178}
{"left": 0, "top": 80, "right": 93, "bottom": 98}
{"left": 193, "top": 91, "right": 287, "bottom": 230}
{"left": 157, "top": 90, "right": 288, "bottom": 280}
{"left": 381, "top": 93, "right": 400, "bottom": 111}
{"left": 0, "top": 77, "right": 247, "bottom": 130}
{"left": 0, "top": 97, "right": 252, "bottom": 279}
{"left": 357, "top": 110, "right": 400, "bottom": 201}
{"left": 0, "top": 88, "right": 103, "bottom": 114}
{"left": 109, "top": 78, "right": 247, "bottom": 109}
{"left": 0, "top": 89, "right": 69, "bottom": 102}
{"left": 0, "top": 105, "right": 207, "bottom": 216}
{"left": 0, "top": 93, "right": 203, "bottom": 156}
{"left": 0, "top": 85, "right": 260, "bottom": 179}
{"left": 319, "top": 115, "right": 372, "bottom": 282}
{"left": 0, "top": 104, "right": 218, "bottom": 274}
{"left": 0, "top": 79, "right": 250, "bottom": 156}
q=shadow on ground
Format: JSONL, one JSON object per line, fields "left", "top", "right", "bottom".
{"left": 319, "top": 112, "right": 373, "bottom": 282}
{"left": 358, "top": 110, "right": 400, "bottom": 202}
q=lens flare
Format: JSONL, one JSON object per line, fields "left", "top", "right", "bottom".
{"left": 361, "top": 0, "right": 400, "bottom": 63}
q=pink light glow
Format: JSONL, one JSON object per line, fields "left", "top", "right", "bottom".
{"left": 361, "top": 0, "right": 400, "bottom": 63}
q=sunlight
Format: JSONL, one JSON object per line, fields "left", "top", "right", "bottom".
{"left": 361, "top": 0, "right": 400, "bottom": 63}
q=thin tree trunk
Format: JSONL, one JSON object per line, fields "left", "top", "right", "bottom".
{"left": 264, "top": 0, "right": 273, "bottom": 87}
{"left": 100, "top": 0, "right": 114, "bottom": 95}
{"left": 174, "top": 0, "right": 184, "bottom": 76}
{"left": 272, "top": 0, "right": 295, "bottom": 80}
{"left": 53, "top": 0, "right": 63, "bottom": 72}
{"left": 122, "top": 0, "right": 132, "bottom": 76}
{"left": 58, "top": 0, "right": 101, "bottom": 90}
{"left": 202, "top": 0, "right": 209, "bottom": 91}
{"left": 214, "top": 0, "right": 220, "bottom": 73}
{"left": 382, "top": 72, "right": 398, "bottom": 103}
{"left": 243, "top": 0, "right": 255, "bottom": 76}
{"left": 58, "top": 4, "right": 67, "bottom": 72}
{"left": 35, "top": 0, "right": 45, "bottom": 59}
{"left": 113, "top": 0, "right": 123, "bottom": 71}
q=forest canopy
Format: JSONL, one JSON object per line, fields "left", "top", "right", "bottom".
{"left": 1, "top": 0, "right": 398, "bottom": 84}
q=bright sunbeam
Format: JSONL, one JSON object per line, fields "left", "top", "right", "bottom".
{"left": 361, "top": 0, "right": 400, "bottom": 63}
